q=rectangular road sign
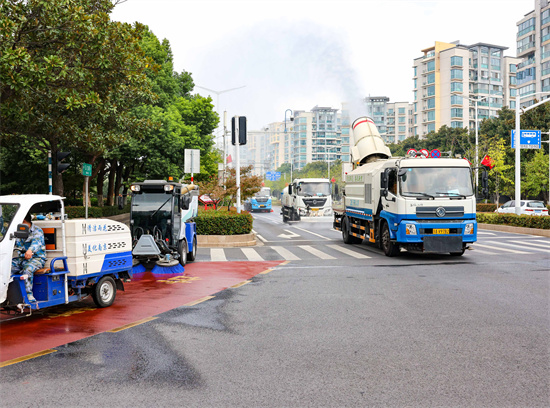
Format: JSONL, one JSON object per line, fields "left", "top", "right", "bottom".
{"left": 82, "top": 163, "right": 92, "bottom": 177}
{"left": 184, "top": 149, "right": 200, "bottom": 173}
{"left": 266, "top": 171, "right": 281, "bottom": 181}
{"left": 511, "top": 130, "right": 541, "bottom": 149}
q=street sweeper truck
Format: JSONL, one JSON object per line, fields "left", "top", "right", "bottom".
{"left": 281, "top": 178, "right": 332, "bottom": 222}
{"left": 0, "top": 195, "right": 133, "bottom": 314}
{"left": 127, "top": 179, "right": 199, "bottom": 274}
{"left": 333, "top": 117, "right": 478, "bottom": 256}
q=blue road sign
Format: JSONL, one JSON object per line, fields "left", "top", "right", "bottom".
{"left": 430, "top": 149, "right": 441, "bottom": 158}
{"left": 266, "top": 171, "right": 281, "bottom": 181}
{"left": 511, "top": 130, "right": 541, "bottom": 149}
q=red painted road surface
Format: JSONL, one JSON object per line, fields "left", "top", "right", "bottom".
{"left": 0, "top": 261, "right": 283, "bottom": 364}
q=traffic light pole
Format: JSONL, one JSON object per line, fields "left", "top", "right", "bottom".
{"left": 48, "top": 151, "right": 53, "bottom": 195}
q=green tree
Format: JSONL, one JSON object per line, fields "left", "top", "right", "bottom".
{"left": 0, "top": 0, "right": 155, "bottom": 195}
{"left": 523, "top": 149, "right": 549, "bottom": 202}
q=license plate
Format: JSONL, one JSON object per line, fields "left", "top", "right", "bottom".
{"left": 260, "top": 205, "right": 265, "bottom": 207}
{"left": 311, "top": 208, "right": 319, "bottom": 211}
{"left": 535, "top": 210, "right": 541, "bottom": 213}
{"left": 433, "top": 229, "right": 449, "bottom": 234}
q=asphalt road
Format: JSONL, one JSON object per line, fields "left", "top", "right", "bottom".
{"left": 1, "top": 206, "right": 548, "bottom": 407}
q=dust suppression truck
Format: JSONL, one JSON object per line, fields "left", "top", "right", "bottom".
{"left": 333, "top": 117, "right": 478, "bottom": 256}
{"left": 281, "top": 178, "right": 332, "bottom": 222}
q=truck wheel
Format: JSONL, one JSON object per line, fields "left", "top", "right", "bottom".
{"left": 343, "top": 217, "right": 362, "bottom": 244}
{"left": 178, "top": 239, "right": 188, "bottom": 266}
{"left": 282, "top": 209, "right": 289, "bottom": 223}
{"left": 381, "top": 222, "right": 399, "bottom": 257}
{"left": 187, "top": 236, "right": 197, "bottom": 261}
{"left": 92, "top": 276, "right": 117, "bottom": 308}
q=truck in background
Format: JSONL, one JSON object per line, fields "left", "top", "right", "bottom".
{"left": 281, "top": 178, "right": 332, "bottom": 222}
{"left": 333, "top": 117, "right": 479, "bottom": 256}
{"left": 246, "top": 187, "right": 272, "bottom": 212}
{"left": 1, "top": 195, "right": 133, "bottom": 314}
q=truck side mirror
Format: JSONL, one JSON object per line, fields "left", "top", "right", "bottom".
{"left": 14, "top": 224, "right": 29, "bottom": 239}
{"left": 380, "top": 169, "right": 389, "bottom": 197}
{"left": 288, "top": 185, "right": 293, "bottom": 195}
{"left": 117, "top": 195, "right": 125, "bottom": 210}
{"left": 180, "top": 195, "right": 190, "bottom": 210}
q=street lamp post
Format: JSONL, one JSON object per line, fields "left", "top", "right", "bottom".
{"left": 514, "top": 91, "right": 550, "bottom": 214}
{"left": 284, "top": 109, "right": 293, "bottom": 182}
{"left": 196, "top": 84, "right": 246, "bottom": 153}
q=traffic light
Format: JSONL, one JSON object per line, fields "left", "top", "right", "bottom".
{"left": 481, "top": 169, "right": 489, "bottom": 198}
{"left": 231, "top": 116, "right": 247, "bottom": 145}
{"left": 56, "top": 152, "right": 71, "bottom": 174}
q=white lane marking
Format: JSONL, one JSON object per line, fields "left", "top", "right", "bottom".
{"left": 509, "top": 240, "right": 550, "bottom": 249}
{"left": 210, "top": 248, "right": 227, "bottom": 262}
{"left": 326, "top": 244, "right": 371, "bottom": 259}
{"left": 278, "top": 229, "right": 301, "bottom": 239}
{"left": 486, "top": 240, "right": 549, "bottom": 253}
{"left": 298, "top": 245, "right": 337, "bottom": 260}
{"left": 256, "top": 234, "right": 267, "bottom": 242}
{"left": 477, "top": 231, "right": 496, "bottom": 235}
{"left": 241, "top": 248, "right": 264, "bottom": 261}
{"left": 271, "top": 246, "right": 301, "bottom": 261}
{"left": 469, "top": 247, "right": 498, "bottom": 255}
{"left": 473, "top": 243, "right": 530, "bottom": 254}
{"left": 293, "top": 226, "right": 332, "bottom": 241}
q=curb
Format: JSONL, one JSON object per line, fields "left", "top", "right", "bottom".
{"left": 197, "top": 233, "right": 257, "bottom": 248}
{"left": 478, "top": 223, "right": 550, "bottom": 237}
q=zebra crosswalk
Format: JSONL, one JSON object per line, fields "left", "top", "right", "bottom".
{"left": 194, "top": 238, "right": 549, "bottom": 262}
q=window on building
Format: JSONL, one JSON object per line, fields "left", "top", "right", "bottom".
{"left": 451, "top": 108, "right": 463, "bottom": 118}
{"left": 542, "top": 60, "right": 550, "bottom": 76}
{"left": 451, "top": 121, "right": 463, "bottom": 128}
{"left": 510, "top": 88, "right": 517, "bottom": 97}
{"left": 427, "top": 73, "right": 435, "bottom": 84}
{"left": 510, "top": 76, "right": 517, "bottom": 85}
{"left": 399, "top": 116, "right": 405, "bottom": 123}
{"left": 451, "top": 69, "right": 463, "bottom": 80}
{"left": 398, "top": 107, "right": 405, "bottom": 114}
{"left": 427, "top": 111, "right": 435, "bottom": 121}
{"left": 510, "top": 64, "right": 517, "bottom": 73}
{"left": 399, "top": 126, "right": 406, "bottom": 132}
{"left": 543, "top": 26, "right": 550, "bottom": 43}
{"left": 519, "top": 83, "right": 535, "bottom": 95}
{"left": 542, "top": 77, "right": 550, "bottom": 92}
{"left": 427, "top": 60, "right": 435, "bottom": 72}
{"left": 517, "top": 34, "right": 536, "bottom": 54}
{"left": 451, "top": 82, "right": 463, "bottom": 92}
{"left": 491, "top": 58, "right": 500, "bottom": 70}
{"left": 427, "top": 123, "right": 436, "bottom": 133}
{"left": 542, "top": 8, "right": 550, "bottom": 25}
{"left": 414, "top": 66, "right": 417, "bottom": 77}
{"left": 451, "top": 94, "right": 463, "bottom": 105}
{"left": 517, "top": 18, "right": 535, "bottom": 37}
{"left": 427, "top": 98, "right": 435, "bottom": 109}
{"left": 510, "top": 101, "right": 516, "bottom": 109}
{"left": 427, "top": 85, "right": 435, "bottom": 96}
{"left": 481, "top": 56, "right": 489, "bottom": 68}
{"left": 451, "top": 56, "right": 463, "bottom": 66}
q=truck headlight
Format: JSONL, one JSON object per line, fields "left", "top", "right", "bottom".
{"left": 464, "top": 223, "right": 474, "bottom": 235}
{"left": 406, "top": 224, "right": 417, "bottom": 235}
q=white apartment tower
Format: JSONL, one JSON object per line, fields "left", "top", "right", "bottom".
{"left": 516, "top": 0, "right": 550, "bottom": 107}
{"left": 413, "top": 41, "right": 519, "bottom": 137}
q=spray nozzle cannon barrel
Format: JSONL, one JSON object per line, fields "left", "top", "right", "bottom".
{"left": 350, "top": 117, "right": 391, "bottom": 165}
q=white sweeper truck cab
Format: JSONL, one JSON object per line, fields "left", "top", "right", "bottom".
{"left": 281, "top": 178, "right": 333, "bottom": 222}
{"left": 0, "top": 194, "right": 133, "bottom": 315}
{"left": 333, "top": 117, "right": 478, "bottom": 256}
{"left": 127, "top": 179, "right": 199, "bottom": 274}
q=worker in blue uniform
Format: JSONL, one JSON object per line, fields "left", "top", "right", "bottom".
{"left": 11, "top": 213, "right": 46, "bottom": 302}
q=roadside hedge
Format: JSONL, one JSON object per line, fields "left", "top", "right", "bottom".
{"left": 195, "top": 210, "right": 253, "bottom": 235}
{"left": 66, "top": 204, "right": 130, "bottom": 219}
{"left": 476, "top": 212, "right": 550, "bottom": 229}
{"left": 476, "top": 203, "right": 497, "bottom": 212}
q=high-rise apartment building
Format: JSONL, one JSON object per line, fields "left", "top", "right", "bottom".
{"left": 412, "top": 41, "right": 519, "bottom": 137}
{"left": 516, "top": 0, "right": 550, "bottom": 107}
{"left": 265, "top": 106, "right": 348, "bottom": 172}
{"left": 364, "top": 97, "right": 414, "bottom": 144}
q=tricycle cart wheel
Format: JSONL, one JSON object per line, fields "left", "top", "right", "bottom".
{"left": 92, "top": 276, "right": 116, "bottom": 308}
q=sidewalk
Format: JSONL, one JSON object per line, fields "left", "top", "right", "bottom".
{"left": 478, "top": 223, "right": 550, "bottom": 238}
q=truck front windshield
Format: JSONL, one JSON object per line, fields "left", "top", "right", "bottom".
{"left": 298, "top": 182, "right": 331, "bottom": 197}
{"left": 256, "top": 188, "right": 271, "bottom": 197}
{"left": 131, "top": 193, "right": 173, "bottom": 236}
{"left": 399, "top": 167, "right": 474, "bottom": 197}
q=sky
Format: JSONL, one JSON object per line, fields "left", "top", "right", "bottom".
{"left": 111, "top": 0, "right": 531, "bottom": 138}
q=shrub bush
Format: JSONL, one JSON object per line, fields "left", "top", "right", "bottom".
{"left": 476, "top": 203, "right": 497, "bottom": 212}
{"left": 477, "top": 212, "right": 550, "bottom": 229}
{"left": 195, "top": 209, "right": 253, "bottom": 235}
